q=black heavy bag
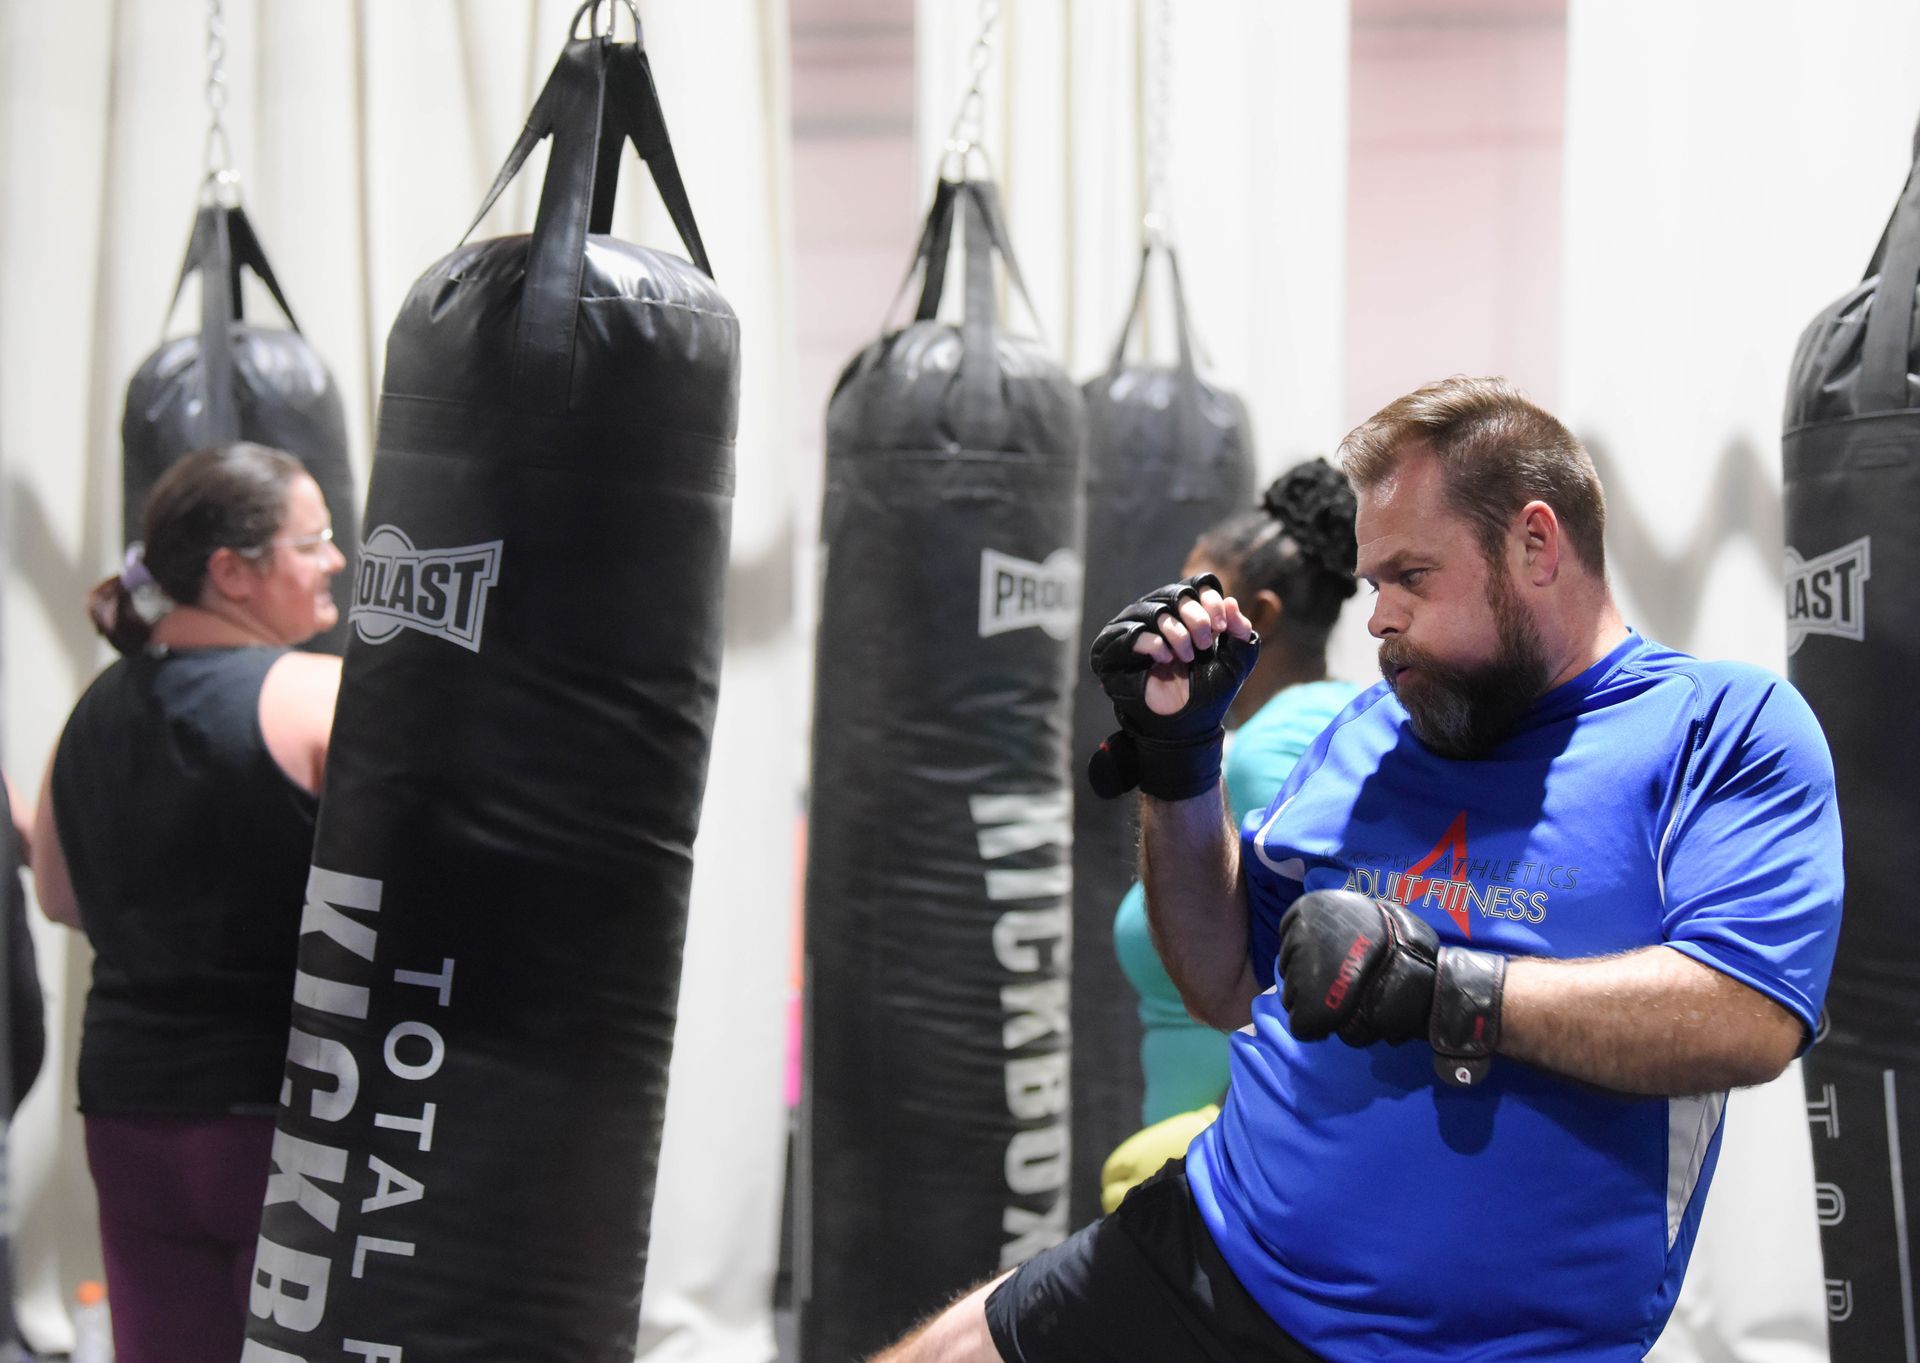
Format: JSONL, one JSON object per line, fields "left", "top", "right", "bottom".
{"left": 1068, "top": 242, "right": 1254, "bottom": 1223}
{"left": 800, "top": 178, "right": 1086, "bottom": 1363}
{"left": 1785, "top": 126, "right": 1920, "bottom": 1358}
{"left": 242, "top": 16, "right": 735, "bottom": 1362}
{"left": 123, "top": 200, "right": 359, "bottom": 653}
{"left": 0, "top": 824, "right": 15, "bottom": 1361}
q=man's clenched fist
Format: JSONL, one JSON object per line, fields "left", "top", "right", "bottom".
{"left": 1277, "top": 890, "right": 1439, "bottom": 1046}
{"left": 1086, "top": 573, "right": 1258, "bottom": 801}
{"left": 1276, "top": 889, "right": 1509, "bottom": 1086}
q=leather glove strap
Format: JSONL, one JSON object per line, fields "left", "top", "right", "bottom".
{"left": 1087, "top": 727, "right": 1224, "bottom": 802}
{"left": 1430, "top": 946, "right": 1506, "bottom": 1088}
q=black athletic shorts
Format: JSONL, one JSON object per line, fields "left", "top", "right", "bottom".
{"left": 983, "top": 1158, "right": 1325, "bottom": 1362}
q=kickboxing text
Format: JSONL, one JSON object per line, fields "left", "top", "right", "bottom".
{"left": 971, "top": 791, "right": 1073, "bottom": 1269}
{"left": 240, "top": 866, "right": 454, "bottom": 1363}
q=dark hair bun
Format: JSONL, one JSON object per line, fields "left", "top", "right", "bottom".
{"left": 1261, "top": 458, "right": 1358, "bottom": 585}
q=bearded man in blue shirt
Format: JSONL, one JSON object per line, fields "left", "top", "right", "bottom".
{"left": 873, "top": 375, "right": 1843, "bottom": 1363}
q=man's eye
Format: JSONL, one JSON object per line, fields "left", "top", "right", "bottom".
{"left": 1401, "top": 569, "right": 1428, "bottom": 588}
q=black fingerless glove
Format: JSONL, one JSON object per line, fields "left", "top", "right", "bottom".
{"left": 1086, "top": 573, "right": 1259, "bottom": 801}
{"left": 1275, "top": 889, "right": 1507, "bottom": 1087}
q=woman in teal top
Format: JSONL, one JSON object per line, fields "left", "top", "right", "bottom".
{"left": 1112, "top": 459, "right": 1362, "bottom": 1126}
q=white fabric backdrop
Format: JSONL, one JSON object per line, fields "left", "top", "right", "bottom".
{"left": 0, "top": 2, "right": 797, "bottom": 1357}
{"left": 1562, "top": 3, "right": 1920, "bottom": 1359}
{"left": 912, "top": 0, "right": 1372, "bottom": 681}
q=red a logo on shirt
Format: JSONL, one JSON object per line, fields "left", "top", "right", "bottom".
{"left": 1402, "top": 811, "right": 1471, "bottom": 938}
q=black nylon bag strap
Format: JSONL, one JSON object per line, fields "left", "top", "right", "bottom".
{"left": 588, "top": 54, "right": 626, "bottom": 238}
{"left": 1162, "top": 245, "right": 1199, "bottom": 381}
{"left": 873, "top": 178, "right": 960, "bottom": 332}
{"left": 957, "top": 181, "right": 1002, "bottom": 448}
{"left": 1105, "top": 241, "right": 1207, "bottom": 491}
{"left": 462, "top": 29, "right": 715, "bottom": 413}
{"left": 509, "top": 40, "right": 605, "bottom": 412}
{"left": 1106, "top": 240, "right": 1197, "bottom": 380}
{"left": 225, "top": 205, "right": 303, "bottom": 331}
{"left": 887, "top": 179, "right": 1041, "bottom": 339}
{"left": 163, "top": 205, "right": 304, "bottom": 336}
{"left": 1861, "top": 145, "right": 1920, "bottom": 412}
{"left": 196, "top": 206, "right": 241, "bottom": 443}
{"left": 1162, "top": 246, "right": 1209, "bottom": 491}
{"left": 1107, "top": 244, "right": 1154, "bottom": 376}
{"left": 966, "top": 179, "right": 1045, "bottom": 341}
{"left": 1862, "top": 113, "right": 1920, "bottom": 279}
{"left": 913, "top": 178, "right": 962, "bottom": 322}
{"left": 602, "top": 44, "right": 712, "bottom": 278}
{"left": 466, "top": 13, "right": 711, "bottom": 276}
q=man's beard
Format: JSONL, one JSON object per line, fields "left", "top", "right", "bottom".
{"left": 1379, "top": 576, "right": 1553, "bottom": 760}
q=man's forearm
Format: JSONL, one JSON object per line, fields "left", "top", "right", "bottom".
{"left": 1139, "top": 787, "right": 1258, "bottom": 1031}
{"left": 1498, "top": 944, "right": 1803, "bottom": 1095}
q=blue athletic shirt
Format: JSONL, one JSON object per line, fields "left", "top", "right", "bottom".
{"left": 1185, "top": 632, "right": 1842, "bottom": 1362}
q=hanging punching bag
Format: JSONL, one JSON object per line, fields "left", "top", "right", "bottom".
{"left": 242, "top": 12, "right": 735, "bottom": 1361}
{"left": 800, "top": 177, "right": 1086, "bottom": 1363}
{"left": 123, "top": 200, "right": 359, "bottom": 653}
{"left": 1068, "top": 242, "right": 1254, "bottom": 1225}
{"left": 1784, "top": 125, "right": 1920, "bottom": 1358}
{"left": 0, "top": 824, "right": 16, "bottom": 1361}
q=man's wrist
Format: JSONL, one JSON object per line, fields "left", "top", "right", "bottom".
{"left": 1131, "top": 728, "right": 1225, "bottom": 802}
{"left": 1430, "top": 946, "right": 1507, "bottom": 1087}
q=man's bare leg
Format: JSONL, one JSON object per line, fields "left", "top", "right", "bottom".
{"left": 867, "top": 1272, "right": 1013, "bottom": 1363}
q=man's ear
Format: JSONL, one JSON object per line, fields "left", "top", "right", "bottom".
{"left": 202, "top": 546, "right": 257, "bottom": 604}
{"left": 1517, "top": 501, "right": 1561, "bottom": 586}
{"left": 1245, "top": 588, "right": 1284, "bottom": 636}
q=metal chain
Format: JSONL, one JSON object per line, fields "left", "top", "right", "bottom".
{"left": 943, "top": 0, "right": 1001, "bottom": 172}
{"left": 1142, "top": 0, "right": 1172, "bottom": 243}
{"left": 202, "top": 0, "right": 239, "bottom": 200}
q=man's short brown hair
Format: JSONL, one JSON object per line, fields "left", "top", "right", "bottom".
{"left": 1339, "top": 376, "right": 1606, "bottom": 575}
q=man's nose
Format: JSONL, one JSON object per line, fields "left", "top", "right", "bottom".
{"left": 1368, "top": 594, "right": 1405, "bottom": 640}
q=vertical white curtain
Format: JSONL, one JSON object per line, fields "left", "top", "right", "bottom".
{"left": 913, "top": 0, "right": 1366, "bottom": 677}
{"left": 0, "top": 1, "right": 797, "bottom": 1357}
{"left": 1561, "top": 3, "right": 1920, "bottom": 1358}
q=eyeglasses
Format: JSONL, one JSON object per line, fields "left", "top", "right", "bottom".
{"left": 239, "top": 526, "right": 335, "bottom": 559}
{"left": 276, "top": 527, "right": 336, "bottom": 552}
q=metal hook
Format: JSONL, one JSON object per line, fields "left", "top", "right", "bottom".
{"left": 199, "top": 166, "right": 243, "bottom": 208}
{"left": 569, "top": 0, "right": 643, "bottom": 43}
{"left": 937, "top": 138, "right": 996, "bottom": 186}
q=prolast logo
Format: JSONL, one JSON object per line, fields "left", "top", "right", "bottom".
{"left": 1784, "top": 537, "right": 1870, "bottom": 656}
{"left": 979, "top": 548, "right": 1082, "bottom": 642}
{"left": 351, "top": 525, "right": 502, "bottom": 654}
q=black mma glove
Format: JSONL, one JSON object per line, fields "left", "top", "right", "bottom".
{"left": 1275, "top": 889, "right": 1508, "bottom": 1087}
{"left": 1086, "top": 573, "right": 1259, "bottom": 801}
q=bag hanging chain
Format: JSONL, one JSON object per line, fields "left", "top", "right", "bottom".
{"left": 941, "top": 0, "right": 1000, "bottom": 180}
{"left": 201, "top": 0, "right": 241, "bottom": 204}
{"left": 1142, "top": 0, "right": 1172, "bottom": 245}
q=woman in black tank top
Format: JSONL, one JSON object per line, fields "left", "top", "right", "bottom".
{"left": 33, "top": 444, "right": 346, "bottom": 1363}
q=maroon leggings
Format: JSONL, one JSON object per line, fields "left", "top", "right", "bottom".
{"left": 83, "top": 1113, "right": 276, "bottom": 1363}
